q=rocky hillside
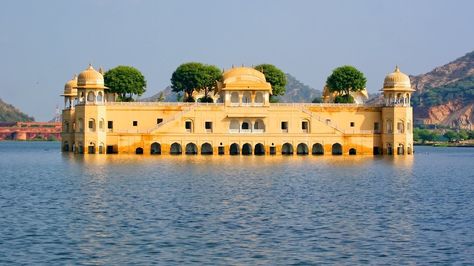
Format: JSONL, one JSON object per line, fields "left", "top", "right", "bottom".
{"left": 0, "top": 98, "right": 34, "bottom": 122}
{"left": 411, "top": 51, "right": 474, "bottom": 129}
{"left": 141, "top": 73, "right": 321, "bottom": 103}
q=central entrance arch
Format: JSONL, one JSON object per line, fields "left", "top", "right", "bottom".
{"left": 297, "top": 143, "right": 309, "bottom": 155}
{"left": 185, "top": 143, "right": 198, "bottom": 155}
{"left": 230, "top": 143, "right": 240, "bottom": 155}
{"left": 201, "top": 143, "right": 213, "bottom": 155}
{"left": 242, "top": 143, "right": 252, "bottom": 155}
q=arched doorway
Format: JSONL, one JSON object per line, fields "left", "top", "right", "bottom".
{"left": 88, "top": 143, "right": 96, "bottom": 154}
{"left": 407, "top": 145, "right": 412, "bottom": 155}
{"left": 349, "top": 148, "right": 356, "bottom": 155}
{"left": 297, "top": 143, "right": 309, "bottom": 155}
{"left": 282, "top": 143, "right": 293, "bottom": 155}
{"left": 135, "top": 147, "right": 143, "bottom": 154}
{"left": 170, "top": 142, "right": 182, "bottom": 155}
{"left": 255, "top": 92, "right": 264, "bottom": 105}
{"left": 254, "top": 119, "right": 265, "bottom": 133}
{"left": 387, "top": 143, "right": 393, "bottom": 155}
{"left": 201, "top": 143, "right": 213, "bottom": 155}
{"left": 63, "top": 141, "right": 69, "bottom": 152}
{"left": 229, "top": 119, "right": 240, "bottom": 133}
{"left": 151, "top": 142, "right": 161, "bottom": 155}
{"left": 242, "top": 143, "right": 252, "bottom": 155}
{"left": 231, "top": 92, "right": 239, "bottom": 104}
{"left": 397, "top": 144, "right": 404, "bottom": 155}
{"left": 242, "top": 92, "right": 251, "bottom": 104}
{"left": 230, "top": 143, "right": 240, "bottom": 155}
{"left": 186, "top": 143, "right": 198, "bottom": 155}
{"left": 332, "top": 143, "right": 342, "bottom": 155}
{"left": 254, "top": 143, "right": 265, "bottom": 155}
{"left": 312, "top": 143, "right": 324, "bottom": 155}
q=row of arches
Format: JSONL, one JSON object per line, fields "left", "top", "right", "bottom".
{"left": 230, "top": 91, "right": 264, "bottom": 105}
{"left": 138, "top": 142, "right": 350, "bottom": 155}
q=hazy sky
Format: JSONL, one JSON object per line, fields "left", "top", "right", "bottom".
{"left": 1, "top": 0, "right": 473, "bottom": 121}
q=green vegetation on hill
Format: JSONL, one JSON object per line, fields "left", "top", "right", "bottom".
{"left": 413, "top": 75, "right": 474, "bottom": 107}
{"left": 413, "top": 127, "right": 474, "bottom": 143}
{"left": 0, "top": 98, "right": 34, "bottom": 122}
{"left": 276, "top": 74, "right": 321, "bottom": 103}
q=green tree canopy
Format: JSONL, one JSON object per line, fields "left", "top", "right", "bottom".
{"left": 254, "top": 64, "right": 287, "bottom": 101}
{"left": 326, "top": 65, "right": 367, "bottom": 103}
{"left": 104, "top": 66, "right": 146, "bottom": 102}
{"left": 171, "top": 62, "right": 222, "bottom": 102}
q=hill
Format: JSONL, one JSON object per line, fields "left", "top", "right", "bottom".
{"left": 0, "top": 98, "right": 34, "bottom": 122}
{"left": 141, "top": 73, "right": 321, "bottom": 103}
{"left": 411, "top": 51, "right": 474, "bottom": 129}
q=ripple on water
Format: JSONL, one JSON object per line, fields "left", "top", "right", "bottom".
{"left": 0, "top": 143, "right": 473, "bottom": 264}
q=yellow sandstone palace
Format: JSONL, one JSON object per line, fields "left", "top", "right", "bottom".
{"left": 61, "top": 65, "right": 414, "bottom": 156}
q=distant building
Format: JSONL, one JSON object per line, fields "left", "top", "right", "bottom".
{"left": 61, "top": 65, "right": 414, "bottom": 155}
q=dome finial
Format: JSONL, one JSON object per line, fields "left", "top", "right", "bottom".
{"left": 395, "top": 65, "right": 400, "bottom": 72}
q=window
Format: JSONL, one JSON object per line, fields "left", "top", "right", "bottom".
{"left": 350, "top": 122, "right": 355, "bottom": 127}
{"left": 205, "top": 121, "right": 212, "bottom": 132}
{"left": 133, "top": 121, "right": 138, "bottom": 126}
{"left": 397, "top": 122, "right": 404, "bottom": 133}
{"left": 107, "top": 121, "right": 113, "bottom": 129}
{"left": 302, "top": 121, "right": 308, "bottom": 130}
{"left": 374, "top": 122, "right": 380, "bottom": 132}
{"left": 99, "top": 119, "right": 104, "bottom": 130}
{"left": 281, "top": 121, "right": 288, "bottom": 133}
{"left": 185, "top": 121, "right": 192, "bottom": 132}
{"left": 157, "top": 118, "right": 163, "bottom": 124}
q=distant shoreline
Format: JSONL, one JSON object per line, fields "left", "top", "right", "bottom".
{"left": 414, "top": 143, "right": 474, "bottom": 148}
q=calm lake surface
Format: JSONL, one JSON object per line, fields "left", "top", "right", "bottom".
{"left": 0, "top": 142, "right": 473, "bottom": 265}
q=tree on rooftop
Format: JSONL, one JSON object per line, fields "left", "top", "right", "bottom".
{"left": 171, "top": 62, "right": 222, "bottom": 102}
{"left": 326, "top": 65, "right": 366, "bottom": 103}
{"left": 255, "top": 64, "right": 287, "bottom": 102}
{"left": 104, "top": 66, "right": 147, "bottom": 102}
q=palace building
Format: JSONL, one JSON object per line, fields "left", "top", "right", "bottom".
{"left": 61, "top": 65, "right": 414, "bottom": 156}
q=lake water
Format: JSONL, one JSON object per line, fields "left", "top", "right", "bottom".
{"left": 0, "top": 142, "right": 473, "bottom": 265}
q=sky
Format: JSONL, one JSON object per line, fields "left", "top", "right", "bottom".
{"left": 1, "top": 0, "right": 473, "bottom": 121}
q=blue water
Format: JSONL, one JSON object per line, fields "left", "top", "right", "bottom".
{"left": 0, "top": 142, "right": 473, "bottom": 265}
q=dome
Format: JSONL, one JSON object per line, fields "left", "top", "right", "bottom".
{"left": 77, "top": 64, "right": 106, "bottom": 89}
{"left": 383, "top": 66, "right": 413, "bottom": 90}
{"left": 62, "top": 75, "right": 78, "bottom": 96}
{"left": 222, "top": 67, "right": 267, "bottom": 84}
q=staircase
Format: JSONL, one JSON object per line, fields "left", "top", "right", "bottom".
{"left": 301, "top": 107, "right": 345, "bottom": 133}
{"left": 147, "top": 106, "right": 194, "bottom": 134}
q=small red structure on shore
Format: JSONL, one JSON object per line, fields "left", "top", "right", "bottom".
{"left": 0, "top": 122, "right": 61, "bottom": 141}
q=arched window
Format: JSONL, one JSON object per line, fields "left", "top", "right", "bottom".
{"left": 387, "top": 143, "right": 393, "bottom": 155}
{"left": 87, "top": 91, "right": 95, "bottom": 103}
{"left": 253, "top": 119, "right": 265, "bottom": 132}
{"left": 185, "top": 143, "right": 198, "bottom": 155}
{"left": 297, "top": 143, "right": 309, "bottom": 155}
{"left": 229, "top": 120, "right": 240, "bottom": 133}
{"left": 255, "top": 92, "right": 264, "bottom": 105}
{"left": 242, "top": 143, "right": 252, "bottom": 155}
{"left": 151, "top": 142, "right": 161, "bottom": 155}
{"left": 98, "top": 143, "right": 104, "bottom": 154}
{"left": 242, "top": 92, "right": 251, "bottom": 105}
{"left": 332, "top": 143, "right": 342, "bottom": 155}
{"left": 241, "top": 120, "right": 251, "bottom": 132}
{"left": 99, "top": 118, "right": 104, "bottom": 131}
{"left": 97, "top": 91, "right": 103, "bottom": 102}
{"left": 88, "top": 118, "right": 95, "bottom": 132}
{"left": 397, "top": 120, "right": 405, "bottom": 133}
{"left": 231, "top": 92, "right": 239, "bottom": 105}
{"left": 170, "top": 143, "right": 182, "bottom": 155}
{"left": 201, "top": 143, "right": 213, "bottom": 155}
{"left": 78, "top": 119, "right": 83, "bottom": 132}
{"left": 230, "top": 143, "right": 240, "bottom": 155}
{"left": 64, "top": 121, "right": 69, "bottom": 133}
{"left": 282, "top": 143, "right": 293, "bottom": 155}
{"left": 254, "top": 143, "right": 265, "bottom": 155}
{"left": 312, "top": 143, "right": 324, "bottom": 155}
{"left": 386, "top": 120, "right": 393, "bottom": 133}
